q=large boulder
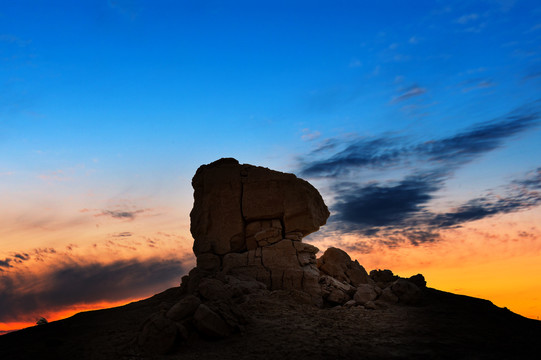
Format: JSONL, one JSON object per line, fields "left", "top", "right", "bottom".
{"left": 190, "top": 158, "right": 329, "bottom": 258}
{"left": 188, "top": 158, "right": 329, "bottom": 304}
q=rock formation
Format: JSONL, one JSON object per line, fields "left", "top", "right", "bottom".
{"left": 137, "top": 158, "right": 427, "bottom": 355}
{"left": 187, "top": 158, "right": 329, "bottom": 304}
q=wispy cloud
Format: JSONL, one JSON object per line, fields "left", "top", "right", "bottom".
{"left": 460, "top": 78, "right": 496, "bottom": 92}
{"left": 391, "top": 85, "right": 426, "bottom": 103}
{"left": 100, "top": 209, "right": 146, "bottom": 220}
{"left": 0, "top": 34, "right": 31, "bottom": 47}
{"left": 299, "top": 101, "right": 540, "bottom": 178}
{"left": 301, "top": 128, "right": 321, "bottom": 141}
{"left": 349, "top": 59, "right": 362, "bottom": 68}
{"left": 108, "top": 0, "right": 141, "bottom": 20}
{"left": 455, "top": 13, "right": 479, "bottom": 24}
{"left": 298, "top": 101, "right": 541, "bottom": 247}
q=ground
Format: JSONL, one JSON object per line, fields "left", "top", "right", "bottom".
{"left": 1, "top": 286, "right": 540, "bottom": 360}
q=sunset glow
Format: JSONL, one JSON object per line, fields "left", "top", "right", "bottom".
{"left": 2, "top": 0, "right": 541, "bottom": 334}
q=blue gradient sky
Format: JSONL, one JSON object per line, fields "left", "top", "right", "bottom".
{"left": 2, "top": 0, "right": 541, "bottom": 329}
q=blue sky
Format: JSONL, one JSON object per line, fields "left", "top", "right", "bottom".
{"left": 2, "top": 0, "right": 541, "bottom": 326}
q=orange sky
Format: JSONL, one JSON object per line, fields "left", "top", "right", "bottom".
{"left": 2, "top": 201, "right": 540, "bottom": 335}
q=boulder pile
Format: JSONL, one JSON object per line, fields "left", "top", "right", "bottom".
{"left": 137, "top": 158, "right": 427, "bottom": 355}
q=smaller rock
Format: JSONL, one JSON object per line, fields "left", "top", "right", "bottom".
{"left": 353, "top": 284, "right": 378, "bottom": 305}
{"left": 138, "top": 312, "right": 179, "bottom": 355}
{"left": 379, "top": 287, "right": 399, "bottom": 303}
{"left": 193, "top": 304, "right": 232, "bottom": 338}
{"left": 391, "top": 278, "right": 422, "bottom": 304}
{"left": 408, "top": 273, "right": 427, "bottom": 288}
{"left": 318, "top": 247, "right": 370, "bottom": 286}
{"left": 370, "top": 269, "right": 398, "bottom": 284}
{"left": 343, "top": 300, "right": 357, "bottom": 308}
{"left": 320, "top": 274, "right": 355, "bottom": 305}
{"left": 197, "top": 278, "right": 234, "bottom": 301}
{"left": 318, "top": 247, "right": 352, "bottom": 283}
{"left": 166, "top": 295, "right": 201, "bottom": 321}
{"left": 364, "top": 301, "right": 378, "bottom": 310}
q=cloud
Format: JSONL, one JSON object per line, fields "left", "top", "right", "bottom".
{"left": 427, "top": 190, "right": 541, "bottom": 229}
{"left": 0, "top": 256, "right": 190, "bottom": 323}
{"left": 38, "top": 170, "right": 70, "bottom": 182}
{"left": 298, "top": 101, "right": 541, "bottom": 247}
{"left": 112, "top": 232, "right": 133, "bottom": 237}
{"left": 527, "top": 23, "right": 541, "bottom": 33}
{"left": 0, "top": 34, "right": 31, "bottom": 47}
{"left": 12, "top": 253, "right": 30, "bottom": 262}
{"left": 317, "top": 166, "right": 541, "bottom": 248}
{"left": 101, "top": 209, "right": 145, "bottom": 220}
{"left": 523, "top": 70, "right": 541, "bottom": 81}
{"left": 349, "top": 59, "right": 362, "bottom": 68}
{"left": 391, "top": 85, "right": 426, "bottom": 103}
{"left": 456, "top": 13, "right": 479, "bottom": 24}
{"left": 514, "top": 167, "right": 541, "bottom": 189}
{"left": 460, "top": 78, "right": 496, "bottom": 92}
{"left": 299, "top": 101, "right": 541, "bottom": 178}
{"left": 332, "top": 171, "right": 444, "bottom": 229}
{"left": 301, "top": 128, "right": 321, "bottom": 141}
{"left": 409, "top": 36, "right": 419, "bottom": 44}
{"left": 108, "top": 0, "right": 141, "bottom": 19}
{"left": 0, "top": 253, "right": 32, "bottom": 270}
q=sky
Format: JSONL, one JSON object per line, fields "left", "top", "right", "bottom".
{"left": 1, "top": 0, "right": 541, "bottom": 332}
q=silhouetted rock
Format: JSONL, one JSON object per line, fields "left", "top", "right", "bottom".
{"left": 166, "top": 295, "right": 201, "bottom": 322}
{"left": 190, "top": 158, "right": 329, "bottom": 258}
{"left": 407, "top": 273, "right": 427, "bottom": 288}
{"left": 318, "top": 247, "right": 370, "bottom": 286}
{"left": 354, "top": 284, "right": 378, "bottom": 305}
{"left": 193, "top": 304, "right": 232, "bottom": 338}
{"left": 391, "top": 278, "right": 422, "bottom": 304}
{"left": 187, "top": 158, "right": 329, "bottom": 304}
{"left": 369, "top": 269, "right": 399, "bottom": 288}
{"left": 138, "top": 312, "right": 180, "bottom": 355}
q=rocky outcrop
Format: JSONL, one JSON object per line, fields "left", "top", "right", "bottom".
{"left": 137, "top": 158, "right": 428, "bottom": 355}
{"left": 188, "top": 158, "right": 329, "bottom": 303}
{"left": 190, "top": 158, "right": 329, "bottom": 257}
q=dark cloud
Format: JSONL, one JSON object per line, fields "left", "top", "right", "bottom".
{"left": 427, "top": 194, "right": 540, "bottom": 228}
{"left": 523, "top": 70, "right": 541, "bottom": 81}
{"left": 0, "top": 258, "right": 12, "bottom": 268}
{"left": 112, "top": 232, "right": 133, "bottom": 237}
{"left": 101, "top": 209, "right": 145, "bottom": 220}
{"left": 332, "top": 171, "right": 444, "bottom": 229}
{"left": 514, "top": 167, "right": 541, "bottom": 189}
{"left": 0, "top": 257, "right": 190, "bottom": 323}
{"left": 460, "top": 78, "right": 496, "bottom": 92}
{"left": 298, "top": 101, "right": 541, "bottom": 248}
{"left": 427, "top": 168, "right": 541, "bottom": 229}
{"left": 416, "top": 109, "right": 539, "bottom": 164}
{"left": 391, "top": 85, "right": 426, "bottom": 103}
{"left": 320, "top": 167, "right": 541, "bottom": 247}
{"left": 300, "top": 136, "right": 404, "bottom": 177}
{"left": 299, "top": 101, "right": 541, "bottom": 178}
{"left": 13, "top": 253, "right": 30, "bottom": 262}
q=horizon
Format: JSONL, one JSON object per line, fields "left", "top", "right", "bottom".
{"left": 2, "top": 0, "right": 541, "bottom": 333}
